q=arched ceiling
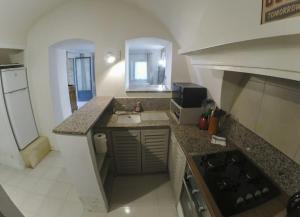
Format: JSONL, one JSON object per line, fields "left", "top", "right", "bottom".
{"left": 1, "top": 0, "right": 299, "bottom": 50}
{"left": 0, "top": 0, "right": 70, "bottom": 48}
{"left": 122, "top": 0, "right": 300, "bottom": 52}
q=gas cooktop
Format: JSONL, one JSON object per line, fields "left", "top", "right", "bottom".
{"left": 192, "top": 150, "right": 280, "bottom": 217}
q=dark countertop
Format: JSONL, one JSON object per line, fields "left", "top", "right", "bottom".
{"left": 53, "top": 96, "right": 113, "bottom": 135}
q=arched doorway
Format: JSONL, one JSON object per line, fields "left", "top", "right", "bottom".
{"left": 49, "top": 39, "right": 96, "bottom": 125}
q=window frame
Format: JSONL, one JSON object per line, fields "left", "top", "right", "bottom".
{"left": 125, "top": 37, "right": 173, "bottom": 92}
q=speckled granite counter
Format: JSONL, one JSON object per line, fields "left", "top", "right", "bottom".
{"left": 96, "top": 110, "right": 300, "bottom": 197}
{"left": 96, "top": 111, "right": 236, "bottom": 154}
{"left": 53, "top": 96, "right": 113, "bottom": 135}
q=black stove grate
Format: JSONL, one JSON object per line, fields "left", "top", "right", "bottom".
{"left": 193, "top": 150, "right": 280, "bottom": 217}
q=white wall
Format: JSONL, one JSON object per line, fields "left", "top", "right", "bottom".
{"left": 125, "top": 0, "right": 300, "bottom": 51}
{"left": 125, "top": 0, "right": 300, "bottom": 80}
{"left": 189, "top": 67, "right": 224, "bottom": 107}
{"left": 48, "top": 48, "right": 71, "bottom": 126}
{"left": 26, "top": 0, "right": 190, "bottom": 147}
{"left": 0, "top": 0, "right": 69, "bottom": 49}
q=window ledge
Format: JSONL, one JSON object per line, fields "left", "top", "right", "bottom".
{"left": 126, "top": 85, "right": 171, "bottom": 93}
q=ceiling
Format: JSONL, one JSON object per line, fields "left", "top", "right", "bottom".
{"left": 0, "top": 0, "right": 192, "bottom": 49}
{"left": 2, "top": 0, "right": 294, "bottom": 51}
{"left": 0, "top": 0, "right": 70, "bottom": 48}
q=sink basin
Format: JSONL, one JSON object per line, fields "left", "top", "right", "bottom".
{"left": 117, "top": 114, "right": 141, "bottom": 124}
{"left": 141, "top": 111, "right": 169, "bottom": 121}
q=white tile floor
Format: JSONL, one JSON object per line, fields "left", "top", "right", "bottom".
{"left": 0, "top": 151, "right": 178, "bottom": 217}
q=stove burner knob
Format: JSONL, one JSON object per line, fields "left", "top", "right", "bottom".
{"left": 245, "top": 193, "right": 254, "bottom": 201}
{"left": 236, "top": 197, "right": 245, "bottom": 206}
{"left": 262, "top": 187, "right": 270, "bottom": 194}
{"left": 254, "top": 190, "right": 262, "bottom": 198}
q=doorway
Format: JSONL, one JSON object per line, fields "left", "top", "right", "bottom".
{"left": 49, "top": 39, "right": 96, "bottom": 125}
{"left": 67, "top": 52, "right": 95, "bottom": 111}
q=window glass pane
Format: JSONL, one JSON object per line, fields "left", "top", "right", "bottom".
{"left": 135, "top": 62, "right": 147, "bottom": 80}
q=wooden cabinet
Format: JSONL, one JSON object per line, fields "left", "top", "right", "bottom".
{"left": 141, "top": 129, "right": 169, "bottom": 173}
{"left": 112, "top": 130, "right": 141, "bottom": 174}
{"left": 68, "top": 85, "right": 78, "bottom": 112}
{"left": 111, "top": 128, "right": 169, "bottom": 175}
{"left": 169, "top": 133, "right": 186, "bottom": 203}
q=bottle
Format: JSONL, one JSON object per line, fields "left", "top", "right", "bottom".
{"left": 134, "top": 101, "right": 142, "bottom": 112}
{"left": 198, "top": 115, "right": 208, "bottom": 130}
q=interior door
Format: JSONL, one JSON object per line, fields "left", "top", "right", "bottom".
{"left": 75, "top": 57, "right": 93, "bottom": 102}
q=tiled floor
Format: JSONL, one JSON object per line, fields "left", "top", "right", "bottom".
{"left": 0, "top": 151, "right": 178, "bottom": 217}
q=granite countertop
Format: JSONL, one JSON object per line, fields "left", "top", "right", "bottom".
{"left": 98, "top": 112, "right": 170, "bottom": 129}
{"left": 97, "top": 110, "right": 299, "bottom": 197}
{"left": 98, "top": 111, "right": 288, "bottom": 217}
{"left": 53, "top": 96, "right": 113, "bottom": 135}
{"left": 97, "top": 110, "right": 236, "bottom": 155}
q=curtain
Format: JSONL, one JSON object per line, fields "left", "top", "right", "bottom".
{"left": 146, "top": 52, "right": 152, "bottom": 84}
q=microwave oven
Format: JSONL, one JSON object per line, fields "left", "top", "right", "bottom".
{"left": 172, "top": 82, "right": 207, "bottom": 108}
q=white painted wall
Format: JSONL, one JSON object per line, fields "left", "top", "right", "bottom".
{"left": 26, "top": 0, "right": 190, "bottom": 147}
{"left": 0, "top": 0, "right": 69, "bottom": 49}
{"left": 125, "top": 0, "right": 300, "bottom": 81}
{"left": 48, "top": 48, "right": 71, "bottom": 125}
{"left": 56, "top": 131, "right": 108, "bottom": 212}
{"left": 124, "top": 0, "right": 300, "bottom": 51}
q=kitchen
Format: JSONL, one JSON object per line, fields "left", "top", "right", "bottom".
{"left": 0, "top": 0, "right": 300, "bottom": 217}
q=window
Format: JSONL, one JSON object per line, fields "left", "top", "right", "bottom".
{"left": 125, "top": 37, "right": 172, "bottom": 92}
{"left": 134, "top": 62, "right": 147, "bottom": 80}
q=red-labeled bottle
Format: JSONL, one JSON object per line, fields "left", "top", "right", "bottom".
{"left": 198, "top": 116, "right": 208, "bottom": 130}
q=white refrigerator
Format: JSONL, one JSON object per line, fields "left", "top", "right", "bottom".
{"left": 1, "top": 67, "right": 38, "bottom": 150}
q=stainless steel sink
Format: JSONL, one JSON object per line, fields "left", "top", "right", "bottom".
{"left": 116, "top": 114, "right": 141, "bottom": 124}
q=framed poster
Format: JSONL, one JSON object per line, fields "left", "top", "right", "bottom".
{"left": 261, "top": 0, "right": 300, "bottom": 24}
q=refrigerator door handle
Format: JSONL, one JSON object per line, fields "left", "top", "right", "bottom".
{"left": 4, "top": 88, "right": 27, "bottom": 94}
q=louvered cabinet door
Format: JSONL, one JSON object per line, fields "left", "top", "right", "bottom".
{"left": 141, "top": 129, "right": 170, "bottom": 173}
{"left": 112, "top": 130, "right": 141, "bottom": 174}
